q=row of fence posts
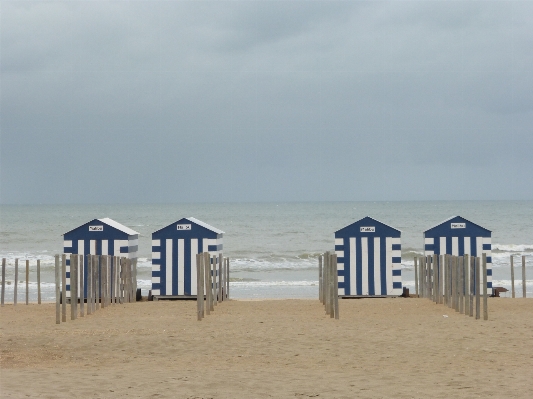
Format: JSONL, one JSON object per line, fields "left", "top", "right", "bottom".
{"left": 509, "top": 255, "right": 527, "bottom": 298}
{"left": 318, "top": 252, "right": 339, "bottom": 319}
{"left": 414, "top": 253, "right": 488, "bottom": 320}
{"left": 1, "top": 258, "right": 43, "bottom": 306}
{"left": 55, "top": 254, "right": 137, "bottom": 324}
{"left": 196, "top": 253, "right": 230, "bottom": 321}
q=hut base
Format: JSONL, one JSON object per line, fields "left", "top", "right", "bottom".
{"left": 152, "top": 295, "right": 199, "bottom": 301}
{"left": 340, "top": 295, "right": 399, "bottom": 299}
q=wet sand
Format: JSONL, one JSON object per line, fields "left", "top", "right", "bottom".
{"left": 1, "top": 298, "right": 532, "bottom": 398}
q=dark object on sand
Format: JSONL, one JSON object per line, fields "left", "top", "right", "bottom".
{"left": 491, "top": 287, "right": 508, "bottom": 297}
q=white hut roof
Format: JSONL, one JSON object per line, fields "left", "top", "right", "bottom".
{"left": 186, "top": 217, "right": 224, "bottom": 234}
{"left": 98, "top": 218, "right": 140, "bottom": 235}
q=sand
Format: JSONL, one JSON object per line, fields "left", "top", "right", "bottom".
{"left": 1, "top": 297, "right": 532, "bottom": 398}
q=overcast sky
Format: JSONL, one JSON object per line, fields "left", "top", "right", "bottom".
{"left": 1, "top": 1, "right": 532, "bottom": 204}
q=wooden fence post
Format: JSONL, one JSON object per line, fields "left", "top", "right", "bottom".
{"left": 475, "top": 256, "right": 481, "bottom": 320}
{"left": 25, "top": 260, "right": 29, "bottom": 305}
{"left": 218, "top": 253, "right": 223, "bottom": 303}
{"left": 55, "top": 255, "right": 60, "bottom": 324}
{"left": 522, "top": 255, "right": 527, "bottom": 298}
{"left": 79, "top": 255, "right": 84, "bottom": 317}
{"left": 87, "top": 255, "right": 92, "bottom": 315}
{"left": 329, "top": 253, "right": 335, "bottom": 318}
{"left": 102, "top": 256, "right": 107, "bottom": 308}
{"left": 70, "top": 254, "right": 76, "bottom": 320}
{"left": 197, "top": 254, "right": 203, "bottom": 321}
{"left": 204, "top": 253, "right": 210, "bottom": 315}
{"left": 458, "top": 256, "right": 464, "bottom": 313}
{"left": 226, "top": 258, "right": 230, "bottom": 299}
{"left": 510, "top": 255, "right": 515, "bottom": 298}
{"left": 332, "top": 254, "right": 339, "bottom": 320}
{"left": 37, "top": 259, "right": 41, "bottom": 304}
{"left": 464, "top": 254, "right": 469, "bottom": 315}
{"left": 324, "top": 251, "right": 330, "bottom": 314}
{"left": 432, "top": 254, "right": 438, "bottom": 303}
{"left": 419, "top": 257, "right": 424, "bottom": 299}
{"left": 212, "top": 255, "right": 217, "bottom": 307}
{"left": 469, "top": 255, "right": 474, "bottom": 317}
{"left": 1, "top": 258, "right": 5, "bottom": 307}
{"left": 319, "top": 255, "right": 323, "bottom": 302}
{"left": 483, "top": 253, "right": 488, "bottom": 320}
{"left": 14, "top": 259, "right": 19, "bottom": 306}
{"left": 414, "top": 257, "right": 418, "bottom": 297}
{"left": 439, "top": 255, "right": 444, "bottom": 304}
{"left": 61, "top": 255, "right": 66, "bottom": 320}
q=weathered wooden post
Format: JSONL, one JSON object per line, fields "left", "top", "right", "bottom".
{"left": 204, "top": 253, "right": 211, "bottom": 316}
{"left": 206, "top": 252, "right": 214, "bottom": 312}
{"left": 93, "top": 255, "right": 98, "bottom": 311}
{"left": 443, "top": 255, "right": 448, "bottom": 306}
{"left": 483, "top": 253, "right": 488, "bottom": 320}
{"left": 324, "top": 251, "right": 330, "bottom": 314}
{"left": 79, "top": 255, "right": 84, "bottom": 317}
{"left": 332, "top": 254, "right": 339, "bottom": 320}
{"left": 133, "top": 257, "right": 137, "bottom": 301}
{"left": 319, "top": 255, "right": 323, "bottom": 303}
{"left": 14, "top": 259, "right": 19, "bottom": 306}
{"left": 87, "top": 255, "right": 93, "bottom": 315}
{"left": 55, "top": 255, "right": 60, "bottom": 324}
{"left": 414, "top": 257, "right": 418, "bottom": 297}
{"left": 218, "top": 253, "right": 223, "bottom": 303}
{"left": 328, "top": 253, "right": 334, "bottom": 318}
{"left": 452, "top": 255, "right": 457, "bottom": 310}
{"left": 212, "top": 255, "right": 217, "bottom": 307}
{"left": 196, "top": 254, "right": 203, "bottom": 321}
{"left": 439, "top": 254, "right": 444, "bottom": 304}
{"left": 61, "top": 255, "right": 66, "bottom": 320}
{"left": 475, "top": 256, "right": 481, "bottom": 320}
{"left": 510, "top": 255, "right": 515, "bottom": 298}
{"left": 522, "top": 255, "right": 527, "bottom": 298}
{"left": 464, "top": 254, "right": 469, "bottom": 316}
{"left": 101, "top": 256, "right": 107, "bottom": 308}
{"left": 432, "top": 254, "right": 438, "bottom": 303}
{"left": 469, "top": 255, "right": 474, "bottom": 317}
{"left": 458, "top": 256, "right": 464, "bottom": 314}
{"left": 70, "top": 254, "right": 76, "bottom": 320}
{"left": 37, "top": 259, "right": 41, "bottom": 304}
{"left": 111, "top": 256, "right": 116, "bottom": 305}
{"left": 25, "top": 260, "right": 29, "bottom": 305}
{"left": 226, "top": 257, "right": 230, "bottom": 299}
{"left": 418, "top": 257, "right": 424, "bottom": 299}
{"left": 1, "top": 258, "right": 5, "bottom": 307}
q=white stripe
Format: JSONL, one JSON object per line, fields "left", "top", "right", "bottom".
{"left": 335, "top": 250, "right": 344, "bottom": 258}
{"left": 391, "top": 237, "right": 401, "bottom": 245}
{"left": 190, "top": 239, "right": 198, "bottom": 295}
{"left": 152, "top": 289, "right": 160, "bottom": 295}
{"left": 425, "top": 250, "right": 434, "bottom": 256}
{"left": 464, "top": 237, "right": 471, "bottom": 255}
{"left": 152, "top": 264, "right": 160, "bottom": 272}
{"left": 476, "top": 237, "right": 484, "bottom": 291}
{"left": 391, "top": 250, "right": 401, "bottom": 258}
{"left": 90, "top": 240, "right": 96, "bottom": 255}
{"left": 338, "top": 275, "right": 345, "bottom": 283}
{"left": 78, "top": 240, "right": 84, "bottom": 294}
{"left": 64, "top": 240, "right": 72, "bottom": 247}
{"left": 374, "top": 237, "right": 381, "bottom": 295}
{"left": 152, "top": 252, "right": 160, "bottom": 260}
{"left": 152, "top": 239, "right": 161, "bottom": 246}
{"left": 349, "top": 237, "right": 356, "bottom": 296}
{"left": 178, "top": 239, "right": 184, "bottom": 296}
{"left": 335, "top": 238, "right": 343, "bottom": 246}
{"left": 166, "top": 239, "right": 173, "bottom": 295}
{"left": 152, "top": 277, "right": 160, "bottom": 283}
{"left": 425, "top": 237, "right": 434, "bottom": 244}
{"left": 386, "top": 237, "right": 393, "bottom": 295}
{"left": 452, "top": 237, "right": 458, "bottom": 256}
{"left": 361, "top": 237, "right": 368, "bottom": 296}
{"left": 440, "top": 237, "right": 446, "bottom": 255}
{"left": 114, "top": 240, "right": 127, "bottom": 256}
{"left": 102, "top": 240, "right": 108, "bottom": 256}
{"left": 338, "top": 287, "right": 344, "bottom": 295}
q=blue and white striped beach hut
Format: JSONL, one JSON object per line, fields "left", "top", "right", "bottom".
{"left": 335, "top": 217, "right": 402, "bottom": 297}
{"left": 63, "top": 218, "right": 139, "bottom": 298}
{"left": 423, "top": 216, "right": 492, "bottom": 290}
{"left": 151, "top": 217, "right": 224, "bottom": 298}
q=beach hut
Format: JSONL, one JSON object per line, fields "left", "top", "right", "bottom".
{"left": 423, "top": 216, "right": 492, "bottom": 290}
{"left": 151, "top": 217, "right": 224, "bottom": 298}
{"left": 63, "top": 218, "right": 139, "bottom": 298}
{"left": 334, "top": 217, "right": 402, "bottom": 297}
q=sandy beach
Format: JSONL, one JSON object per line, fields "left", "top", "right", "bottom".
{"left": 1, "top": 297, "right": 532, "bottom": 398}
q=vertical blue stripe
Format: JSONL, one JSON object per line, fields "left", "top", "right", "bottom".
{"left": 184, "top": 239, "right": 191, "bottom": 295}
{"left": 356, "top": 238, "right": 362, "bottom": 296}
{"left": 343, "top": 239, "right": 351, "bottom": 295}
{"left": 435, "top": 237, "right": 442, "bottom": 256}
{"left": 380, "top": 237, "right": 387, "bottom": 295}
{"left": 172, "top": 239, "right": 178, "bottom": 296}
{"left": 458, "top": 237, "right": 464, "bottom": 257}
{"left": 161, "top": 240, "right": 167, "bottom": 295}
{"left": 446, "top": 237, "right": 452, "bottom": 256}
{"left": 368, "top": 238, "right": 375, "bottom": 296}
{"left": 84, "top": 240, "right": 90, "bottom": 298}
{"left": 471, "top": 238, "right": 477, "bottom": 257}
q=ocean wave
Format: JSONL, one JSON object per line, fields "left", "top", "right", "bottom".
{"left": 230, "top": 280, "right": 318, "bottom": 287}
{"left": 492, "top": 244, "right": 533, "bottom": 253}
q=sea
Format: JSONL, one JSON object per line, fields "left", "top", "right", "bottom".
{"left": 0, "top": 201, "right": 531, "bottom": 301}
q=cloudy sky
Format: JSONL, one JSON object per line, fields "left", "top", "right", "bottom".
{"left": 1, "top": 1, "right": 532, "bottom": 204}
